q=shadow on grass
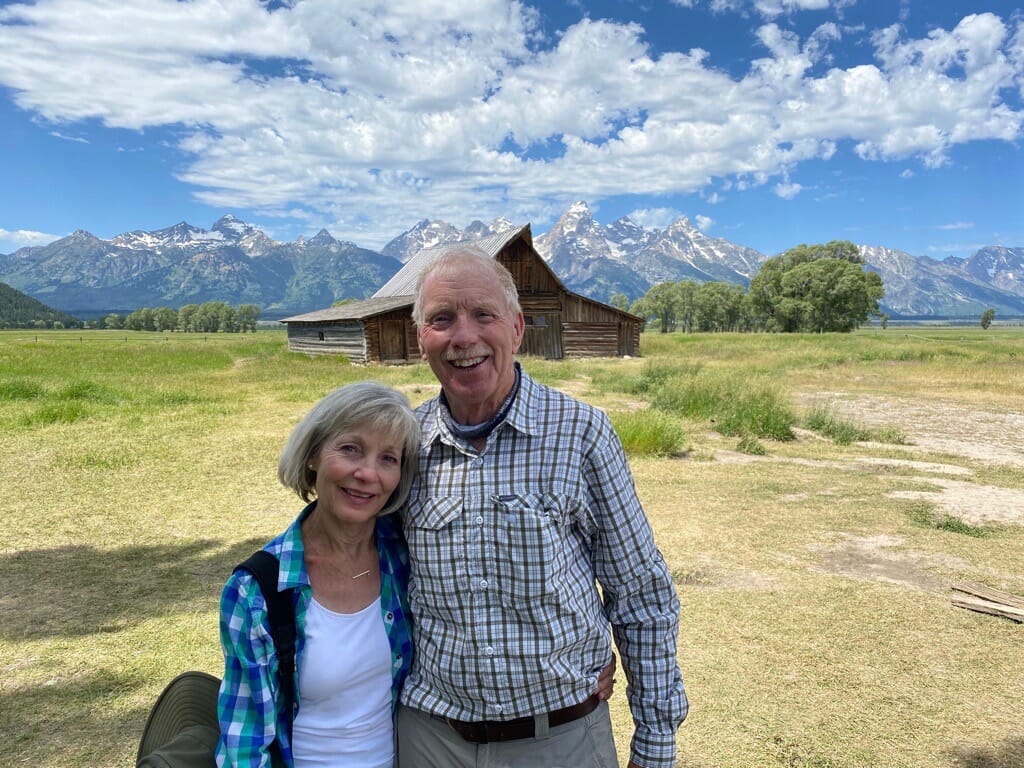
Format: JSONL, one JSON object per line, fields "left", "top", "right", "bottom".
{"left": 951, "top": 738, "right": 1024, "bottom": 768}
{"left": 0, "top": 537, "right": 268, "bottom": 640}
{"left": 0, "top": 668, "right": 151, "bottom": 767}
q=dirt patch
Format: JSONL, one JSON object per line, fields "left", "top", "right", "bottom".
{"left": 800, "top": 392, "right": 1024, "bottom": 468}
{"left": 715, "top": 393, "right": 1024, "bottom": 528}
{"left": 716, "top": 451, "right": 973, "bottom": 478}
{"left": 809, "top": 534, "right": 969, "bottom": 592}
{"left": 888, "top": 478, "right": 1024, "bottom": 525}
{"left": 715, "top": 451, "right": 1024, "bottom": 527}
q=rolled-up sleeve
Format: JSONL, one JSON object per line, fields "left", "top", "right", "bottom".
{"left": 584, "top": 413, "right": 688, "bottom": 768}
{"left": 216, "top": 572, "right": 279, "bottom": 768}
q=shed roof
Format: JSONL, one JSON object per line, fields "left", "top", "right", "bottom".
{"left": 372, "top": 224, "right": 551, "bottom": 298}
{"left": 279, "top": 294, "right": 413, "bottom": 323}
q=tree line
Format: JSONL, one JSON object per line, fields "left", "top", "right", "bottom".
{"left": 0, "top": 282, "right": 83, "bottom": 329}
{"left": 617, "top": 240, "right": 887, "bottom": 333}
{"left": 95, "top": 302, "right": 261, "bottom": 332}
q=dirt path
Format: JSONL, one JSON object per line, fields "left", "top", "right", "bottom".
{"left": 720, "top": 392, "right": 1024, "bottom": 591}
{"left": 801, "top": 391, "right": 1024, "bottom": 468}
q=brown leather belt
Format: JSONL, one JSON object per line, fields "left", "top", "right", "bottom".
{"left": 445, "top": 694, "right": 601, "bottom": 743}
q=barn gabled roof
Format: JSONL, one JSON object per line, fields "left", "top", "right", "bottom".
{"left": 281, "top": 222, "right": 642, "bottom": 325}
{"left": 372, "top": 223, "right": 566, "bottom": 298}
{"left": 279, "top": 295, "right": 413, "bottom": 323}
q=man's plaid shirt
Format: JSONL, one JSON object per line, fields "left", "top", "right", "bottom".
{"left": 216, "top": 503, "right": 412, "bottom": 768}
{"left": 400, "top": 368, "right": 688, "bottom": 768}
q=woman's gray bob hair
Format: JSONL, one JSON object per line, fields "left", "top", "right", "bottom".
{"left": 277, "top": 382, "right": 421, "bottom": 516}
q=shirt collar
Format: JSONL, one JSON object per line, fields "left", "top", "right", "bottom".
{"left": 501, "top": 363, "right": 541, "bottom": 438}
{"left": 420, "top": 363, "right": 541, "bottom": 449}
{"left": 275, "top": 501, "right": 314, "bottom": 590}
{"left": 277, "top": 501, "right": 404, "bottom": 590}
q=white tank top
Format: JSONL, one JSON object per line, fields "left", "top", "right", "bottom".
{"left": 292, "top": 595, "right": 394, "bottom": 768}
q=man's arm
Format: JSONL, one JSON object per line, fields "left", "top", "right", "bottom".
{"left": 583, "top": 412, "right": 688, "bottom": 768}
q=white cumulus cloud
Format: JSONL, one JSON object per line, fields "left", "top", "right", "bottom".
{"left": 627, "top": 207, "right": 682, "bottom": 229}
{"left": 0, "top": 2, "right": 1020, "bottom": 245}
{"left": 0, "top": 227, "right": 63, "bottom": 251}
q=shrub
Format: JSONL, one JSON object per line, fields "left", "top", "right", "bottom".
{"left": 651, "top": 371, "right": 795, "bottom": 440}
{"left": 736, "top": 433, "right": 767, "bottom": 455}
{"left": 872, "top": 426, "right": 908, "bottom": 445}
{"left": 609, "top": 409, "right": 687, "bottom": 457}
{"left": 804, "top": 405, "right": 871, "bottom": 444}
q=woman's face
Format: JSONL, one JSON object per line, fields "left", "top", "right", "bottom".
{"left": 309, "top": 425, "right": 403, "bottom": 524}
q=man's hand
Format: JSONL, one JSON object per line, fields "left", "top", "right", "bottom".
{"left": 595, "top": 655, "right": 617, "bottom": 701}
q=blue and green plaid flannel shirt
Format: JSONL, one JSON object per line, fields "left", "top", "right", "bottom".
{"left": 216, "top": 502, "right": 412, "bottom": 768}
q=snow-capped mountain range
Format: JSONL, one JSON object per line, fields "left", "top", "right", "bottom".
{"left": 2, "top": 206, "right": 1022, "bottom": 319}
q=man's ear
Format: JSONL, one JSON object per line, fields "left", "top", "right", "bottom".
{"left": 512, "top": 312, "right": 525, "bottom": 353}
{"left": 416, "top": 328, "right": 427, "bottom": 360}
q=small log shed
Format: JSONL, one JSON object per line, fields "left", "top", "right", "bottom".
{"left": 280, "top": 224, "right": 642, "bottom": 363}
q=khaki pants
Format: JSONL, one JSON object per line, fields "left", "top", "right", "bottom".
{"left": 396, "top": 702, "right": 619, "bottom": 768}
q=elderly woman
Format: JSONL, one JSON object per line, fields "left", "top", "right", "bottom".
{"left": 216, "top": 382, "right": 420, "bottom": 768}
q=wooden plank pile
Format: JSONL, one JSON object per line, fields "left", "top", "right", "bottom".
{"left": 951, "top": 581, "right": 1024, "bottom": 623}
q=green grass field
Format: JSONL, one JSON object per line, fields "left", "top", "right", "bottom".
{"left": 1, "top": 328, "right": 1022, "bottom": 767}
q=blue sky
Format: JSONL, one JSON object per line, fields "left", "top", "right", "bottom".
{"left": 1, "top": 0, "right": 1021, "bottom": 260}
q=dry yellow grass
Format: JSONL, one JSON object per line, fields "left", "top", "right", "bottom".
{"left": 1, "top": 328, "right": 1022, "bottom": 767}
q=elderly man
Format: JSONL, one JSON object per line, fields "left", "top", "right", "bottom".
{"left": 397, "top": 247, "right": 687, "bottom": 768}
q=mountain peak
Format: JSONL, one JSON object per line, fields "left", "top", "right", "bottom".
{"left": 212, "top": 214, "right": 255, "bottom": 237}
{"left": 667, "top": 216, "right": 694, "bottom": 233}
{"left": 551, "top": 201, "right": 595, "bottom": 237}
{"left": 309, "top": 228, "right": 337, "bottom": 246}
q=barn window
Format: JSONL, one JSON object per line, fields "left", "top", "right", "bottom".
{"left": 524, "top": 315, "right": 547, "bottom": 328}
{"left": 318, "top": 331, "right": 325, "bottom": 341}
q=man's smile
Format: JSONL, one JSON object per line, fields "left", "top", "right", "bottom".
{"left": 447, "top": 355, "right": 487, "bottom": 369}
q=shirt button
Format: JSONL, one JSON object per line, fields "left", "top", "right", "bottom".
{"left": 479, "top": 579, "right": 489, "bottom": 589}
{"left": 475, "top": 516, "right": 484, "bottom": 525}
{"left": 485, "top": 646, "right": 495, "bottom": 656}
{"left": 492, "top": 704, "right": 504, "bottom": 714}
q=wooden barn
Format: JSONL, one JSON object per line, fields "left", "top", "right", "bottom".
{"left": 280, "top": 224, "right": 642, "bottom": 363}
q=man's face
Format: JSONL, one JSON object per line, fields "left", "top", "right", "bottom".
{"left": 417, "top": 264, "right": 525, "bottom": 424}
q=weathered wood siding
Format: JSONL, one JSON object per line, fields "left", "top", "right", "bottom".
{"left": 519, "top": 294, "right": 563, "bottom": 358}
{"left": 562, "top": 294, "right": 640, "bottom": 357}
{"left": 621, "top": 321, "right": 640, "bottom": 356}
{"left": 361, "top": 309, "right": 416, "bottom": 363}
{"left": 498, "top": 240, "right": 561, "bottom": 293}
{"left": 287, "top": 321, "right": 367, "bottom": 361}
{"left": 563, "top": 322, "right": 620, "bottom": 357}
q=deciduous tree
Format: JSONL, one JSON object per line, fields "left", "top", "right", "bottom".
{"left": 748, "top": 240, "right": 883, "bottom": 332}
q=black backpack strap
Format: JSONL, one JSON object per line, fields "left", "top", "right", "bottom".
{"left": 234, "top": 550, "right": 297, "bottom": 755}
